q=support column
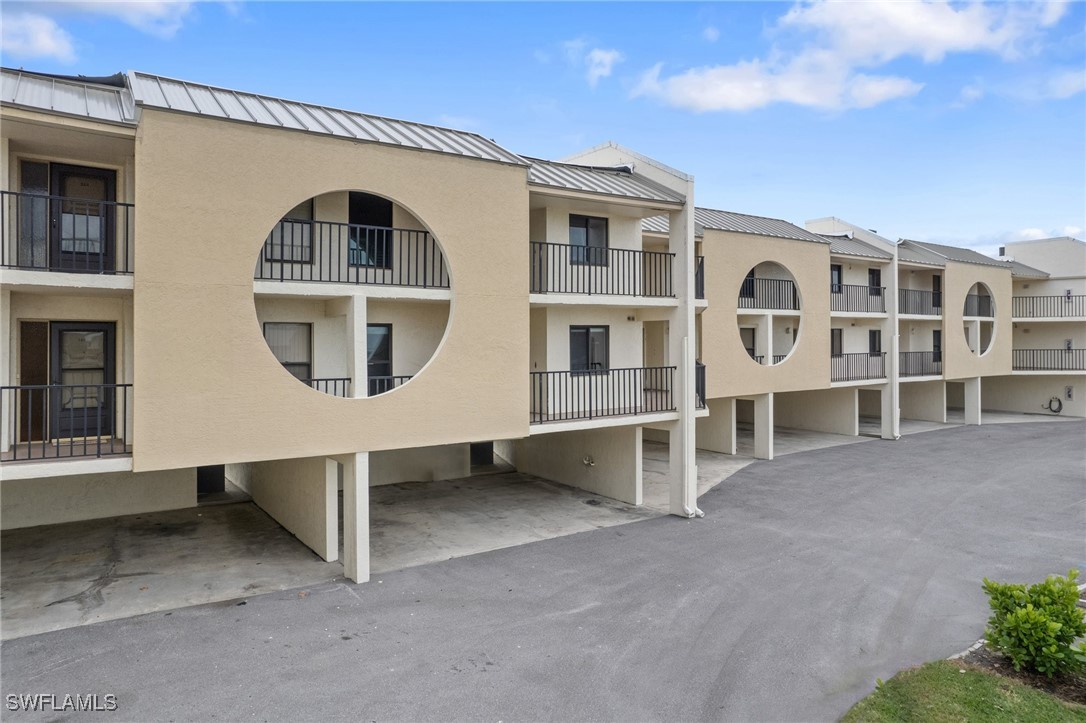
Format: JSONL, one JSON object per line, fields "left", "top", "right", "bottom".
{"left": 755, "top": 314, "right": 772, "bottom": 364}
{"left": 0, "top": 288, "right": 10, "bottom": 455}
{"left": 880, "top": 381, "right": 899, "bottom": 440}
{"left": 347, "top": 295, "right": 367, "bottom": 398}
{"left": 964, "top": 376, "right": 982, "bottom": 425}
{"left": 338, "top": 451, "right": 370, "bottom": 583}
{"left": 754, "top": 392, "right": 774, "bottom": 460}
{"left": 695, "top": 397, "right": 736, "bottom": 454}
{"left": 666, "top": 195, "right": 698, "bottom": 518}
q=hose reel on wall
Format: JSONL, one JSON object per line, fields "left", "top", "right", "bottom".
{"left": 1043, "top": 397, "right": 1063, "bottom": 414}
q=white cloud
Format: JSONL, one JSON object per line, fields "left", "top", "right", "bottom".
{"left": 1042, "top": 69, "right": 1086, "bottom": 99}
{"left": 53, "top": 1, "right": 195, "bottom": 39}
{"left": 0, "top": 11, "right": 76, "bottom": 62}
{"left": 954, "top": 84, "right": 985, "bottom": 108}
{"left": 702, "top": 26, "right": 720, "bottom": 43}
{"left": 634, "top": 0, "right": 1071, "bottom": 112}
{"left": 585, "top": 48, "right": 622, "bottom": 87}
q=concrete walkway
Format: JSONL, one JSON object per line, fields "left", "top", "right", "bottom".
{"left": 2, "top": 420, "right": 1082, "bottom": 722}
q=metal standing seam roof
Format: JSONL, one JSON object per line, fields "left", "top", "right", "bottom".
{"left": 126, "top": 71, "right": 526, "bottom": 166}
{"left": 640, "top": 215, "right": 705, "bottom": 237}
{"left": 821, "top": 234, "right": 893, "bottom": 260}
{"left": 897, "top": 240, "right": 947, "bottom": 266}
{"left": 694, "top": 207, "right": 829, "bottom": 244}
{"left": 902, "top": 239, "right": 1010, "bottom": 269}
{"left": 1, "top": 68, "right": 137, "bottom": 124}
{"left": 526, "top": 158, "right": 686, "bottom": 205}
{"left": 1003, "top": 259, "right": 1049, "bottom": 278}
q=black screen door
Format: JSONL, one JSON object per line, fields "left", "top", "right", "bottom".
{"left": 367, "top": 324, "right": 393, "bottom": 395}
{"left": 50, "top": 322, "right": 115, "bottom": 439}
{"left": 50, "top": 164, "right": 116, "bottom": 272}
{"left": 932, "top": 329, "right": 942, "bottom": 364}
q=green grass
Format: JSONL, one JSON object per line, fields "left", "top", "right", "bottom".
{"left": 842, "top": 660, "right": 1086, "bottom": 723}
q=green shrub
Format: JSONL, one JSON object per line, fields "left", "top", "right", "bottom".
{"left": 982, "top": 568, "right": 1086, "bottom": 678}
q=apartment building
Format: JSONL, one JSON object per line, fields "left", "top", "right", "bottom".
{"left": 1, "top": 67, "right": 1080, "bottom": 589}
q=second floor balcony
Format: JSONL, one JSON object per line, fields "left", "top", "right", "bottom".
{"left": 1, "top": 383, "right": 132, "bottom": 462}
{"left": 1012, "top": 349, "right": 1086, "bottom": 372}
{"left": 900, "top": 351, "right": 942, "bottom": 378}
{"left": 964, "top": 294, "right": 994, "bottom": 317}
{"left": 255, "top": 219, "right": 450, "bottom": 289}
{"left": 898, "top": 288, "right": 942, "bottom": 316}
{"left": 738, "top": 277, "right": 798, "bottom": 311}
{"left": 831, "top": 352, "right": 887, "bottom": 382}
{"left": 830, "top": 283, "right": 886, "bottom": 313}
{"left": 529, "top": 366, "right": 676, "bottom": 423}
{"left": 1, "top": 190, "right": 134, "bottom": 275}
{"left": 529, "top": 242, "right": 674, "bottom": 297}
{"left": 1012, "top": 295, "right": 1086, "bottom": 319}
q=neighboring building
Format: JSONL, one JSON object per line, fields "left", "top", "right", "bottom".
{"left": 1, "top": 68, "right": 1080, "bottom": 586}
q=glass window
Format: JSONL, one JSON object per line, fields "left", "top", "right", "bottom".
{"left": 830, "top": 328, "right": 843, "bottom": 357}
{"left": 830, "top": 264, "right": 842, "bottom": 293}
{"left": 570, "top": 326, "right": 608, "bottom": 371}
{"left": 868, "top": 268, "right": 882, "bottom": 295}
{"left": 264, "top": 323, "right": 311, "bottom": 380}
{"left": 869, "top": 329, "right": 882, "bottom": 355}
{"left": 569, "top": 214, "right": 608, "bottom": 266}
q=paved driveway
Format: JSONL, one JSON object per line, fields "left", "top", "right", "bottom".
{"left": 2, "top": 421, "right": 1083, "bottom": 722}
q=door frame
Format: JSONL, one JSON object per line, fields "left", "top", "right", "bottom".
{"left": 50, "top": 321, "right": 116, "bottom": 440}
{"left": 367, "top": 323, "right": 393, "bottom": 395}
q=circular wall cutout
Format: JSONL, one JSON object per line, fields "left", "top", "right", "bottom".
{"left": 736, "top": 262, "right": 801, "bottom": 366}
{"left": 963, "top": 282, "right": 995, "bottom": 356}
{"left": 253, "top": 191, "right": 451, "bottom": 397}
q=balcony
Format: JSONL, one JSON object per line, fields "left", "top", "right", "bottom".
{"left": 1, "top": 383, "right": 132, "bottom": 462}
{"left": 900, "top": 351, "right": 942, "bottom": 378}
{"left": 1, "top": 190, "right": 134, "bottom": 274}
{"left": 964, "top": 294, "right": 994, "bottom": 317}
{"left": 255, "top": 220, "right": 449, "bottom": 289}
{"left": 529, "top": 242, "right": 674, "bottom": 297}
{"left": 899, "top": 288, "right": 942, "bottom": 316}
{"left": 831, "top": 352, "right": 887, "bottom": 382}
{"left": 304, "top": 378, "right": 351, "bottom": 397}
{"left": 1012, "top": 349, "right": 1086, "bottom": 372}
{"left": 830, "top": 284, "right": 886, "bottom": 313}
{"left": 529, "top": 367, "right": 676, "bottom": 423}
{"left": 1012, "top": 295, "right": 1086, "bottom": 319}
{"left": 738, "top": 277, "right": 798, "bottom": 311}
{"left": 695, "top": 362, "right": 706, "bottom": 409}
{"left": 695, "top": 256, "right": 705, "bottom": 300}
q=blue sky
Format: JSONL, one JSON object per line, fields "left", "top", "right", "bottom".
{"left": 3, "top": 1, "right": 1084, "bottom": 256}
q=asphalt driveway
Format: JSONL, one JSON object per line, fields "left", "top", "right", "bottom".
{"left": 2, "top": 421, "right": 1083, "bottom": 722}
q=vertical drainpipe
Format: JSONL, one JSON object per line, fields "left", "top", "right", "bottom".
{"left": 888, "top": 240, "right": 902, "bottom": 439}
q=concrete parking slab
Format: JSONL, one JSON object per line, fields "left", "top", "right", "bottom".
{"left": 643, "top": 441, "right": 758, "bottom": 512}
{"left": 3, "top": 421, "right": 1080, "bottom": 722}
{"left": 737, "top": 421, "right": 874, "bottom": 457}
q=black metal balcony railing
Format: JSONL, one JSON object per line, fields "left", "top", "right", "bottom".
{"left": 303, "top": 378, "right": 351, "bottom": 397}
{"left": 529, "top": 242, "right": 674, "bottom": 297}
{"left": 1, "top": 383, "right": 132, "bottom": 462}
{"left": 255, "top": 219, "right": 449, "bottom": 289}
{"left": 695, "top": 256, "right": 705, "bottom": 300}
{"left": 899, "top": 288, "right": 942, "bottom": 316}
{"left": 1012, "top": 295, "right": 1086, "bottom": 319}
{"left": 831, "top": 352, "right": 887, "bottom": 382}
{"left": 772, "top": 354, "right": 789, "bottom": 364}
{"left": 368, "top": 375, "right": 413, "bottom": 396}
{"left": 738, "top": 277, "right": 798, "bottom": 310}
{"left": 529, "top": 367, "right": 676, "bottom": 423}
{"left": 830, "top": 284, "right": 886, "bottom": 313}
{"left": 964, "top": 294, "right": 994, "bottom": 317}
{"left": 1012, "top": 349, "right": 1086, "bottom": 371}
{"left": 1, "top": 190, "right": 134, "bottom": 274}
{"left": 899, "top": 351, "right": 943, "bottom": 377}
{"left": 695, "top": 362, "right": 706, "bottom": 409}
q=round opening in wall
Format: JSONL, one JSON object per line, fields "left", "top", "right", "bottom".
{"left": 736, "top": 262, "right": 801, "bottom": 366}
{"left": 963, "top": 282, "right": 995, "bottom": 356}
{"left": 253, "top": 190, "right": 452, "bottom": 398}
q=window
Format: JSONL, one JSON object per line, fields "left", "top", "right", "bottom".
{"left": 266, "top": 199, "right": 314, "bottom": 263}
{"left": 869, "top": 329, "right": 882, "bottom": 355}
{"left": 569, "top": 214, "right": 608, "bottom": 266}
{"left": 831, "top": 328, "right": 843, "bottom": 357}
{"left": 349, "top": 192, "right": 393, "bottom": 269}
{"left": 830, "top": 264, "right": 842, "bottom": 293}
{"left": 932, "top": 329, "right": 942, "bottom": 363}
{"left": 367, "top": 324, "right": 394, "bottom": 395}
{"left": 868, "top": 268, "right": 882, "bottom": 296}
{"left": 740, "top": 268, "right": 756, "bottom": 298}
{"left": 570, "top": 326, "right": 608, "bottom": 371}
{"left": 263, "top": 323, "right": 311, "bottom": 380}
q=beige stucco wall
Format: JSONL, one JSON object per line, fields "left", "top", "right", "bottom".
{"left": 514, "top": 425, "right": 642, "bottom": 505}
{"left": 943, "top": 261, "right": 1012, "bottom": 379}
{"left": 983, "top": 375, "right": 1084, "bottom": 418}
{"left": 701, "top": 230, "right": 831, "bottom": 397}
{"left": 900, "top": 380, "right": 946, "bottom": 422}
{"left": 367, "top": 300, "right": 450, "bottom": 377}
{"left": 132, "top": 110, "right": 529, "bottom": 471}
{"left": 1013, "top": 322, "right": 1084, "bottom": 349}
{"left": 250, "top": 456, "right": 338, "bottom": 561}
{"left": 1, "top": 467, "right": 194, "bottom": 530}
{"left": 775, "top": 388, "right": 858, "bottom": 436}
{"left": 369, "top": 443, "right": 470, "bottom": 486}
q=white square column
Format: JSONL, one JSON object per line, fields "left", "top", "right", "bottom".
{"left": 338, "top": 451, "right": 370, "bottom": 583}
{"left": 964, "top": 376, "right": 982, "bottom": 426}
{"left": 754, "top": 392, "right": 774, "bottom": 460}
{"left": 346, "top": 295, "right": 368, "bottom": 399}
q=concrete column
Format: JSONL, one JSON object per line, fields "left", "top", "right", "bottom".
{"left": 755, "top": 314, "right": 772, "bottom": 363}
{"left": 695, "top": 397, "right": 736, "bottom": 454}
{"left": 964, "top": 376, "right": 982, "bottom": 425}
{"left": 338, "top": 451, "right": 370, "bottom": 583}
{"left": 754, "top": 392, "right": 774, "bottom": 460}
{"left": 966, "top": 319, "right": 980, "bottom": 353}
{"left": 0, "top": 288, "right": 10, "bottom": 454}
{"left": 347, "top": 295, "right": 367, "bottom": 398}
{"left": 666, "top": 197, "right": 698, "bottom": 517}
{"left": 885, "top": 249, "right": 901, "bottom": 440}
{"left": 880, "top": 381, "right": 898, "bottom": 440}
